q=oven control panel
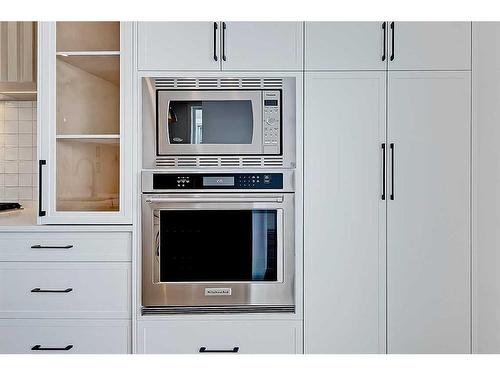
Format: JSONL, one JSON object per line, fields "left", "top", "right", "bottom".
{"left": 153, "top": 173, "right": 283, "bottom": 190}
{"left": 263, "top": 91, "right": 281, "bottom": 146}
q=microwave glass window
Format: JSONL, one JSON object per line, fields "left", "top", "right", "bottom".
{"left": 158, "top": 210, "right": 278, "bottom": 282}
{"left": 167, "top": 100, "right": 253, "bottom": 145}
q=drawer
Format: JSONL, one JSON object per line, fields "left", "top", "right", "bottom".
{"left": 0, "top": 231, "right": 131, "bottom": 262}
{"left": 137, "top": 320, "right": 302, "bottom": 354}
{"left": 0, "top": 319, "right": 130, "bottom": 354}
{"left": 0, "top": 262, "right": 131, "bottom": 319}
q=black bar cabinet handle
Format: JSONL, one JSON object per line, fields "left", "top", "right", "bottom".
{"left": 31, "top": 288, "right": 73, "bottom": 293}
{"left": 31, "top": 244, "right": 73, "bottom": 249}
{"left": 381, "top": 143, "right": 386, "bottom": 200}
{"left": 382, "top": 22, "right": 387, "bottom": 61}
{"left": 390, "top": 22, "right": 395, "bottom": 61}
{"left": 213, "top": 22, "right": 218, "bottom": 62}
{"left": 38, "top": 160, "right": 46, "bottom": 217}
{"left": 390, "top": 143, "right": 395, "bottom": 200}
{"left": 31, "top": 345, "right": 73, "bottom": 351}
{"left": 199, "top": 346, "right": 239, "bottom": 353}
{"left": 222, "top": 22, "right": 227, "bottom": 61}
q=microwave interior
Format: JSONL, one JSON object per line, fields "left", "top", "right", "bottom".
{"left": 157, "top": 209, "right": 280, "bottom": 283}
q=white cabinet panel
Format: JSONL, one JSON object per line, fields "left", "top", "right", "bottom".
{"left": 221, "top": 22, "right": 303, "bottom": 71}
{"left": 0, "top": 262, "right": 131, "bottom": 319}
{"left": 387, "top": 71, "right": 470, "bottom": 353}
{"left": 304, "top": 72, "right": 386, "bottom": 353}
{"left": 472, "top": 22, "right": 500, "bottom": 354}
{"left": 389, "top": 22, "right": 471, "bottom": 70}
{"left": 137, "top": 320, "right": 302, "bottom": 354}
{"left": 137, "top": 22, "right": 220, "bottom": 71}
{"left": 0, "top": 231, "right": 131, "bottom": 262}
{"left": 305, "top": 22, "right": 387, "bottom": 70}
{"left": 0, "top": 319, "right": 130, "bottom": 354}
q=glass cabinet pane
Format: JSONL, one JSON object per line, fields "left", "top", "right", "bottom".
{"left": 55, "top": 22, "right": 121, "bottom": 213}
{"left": 56, "top": 22, "right": 120, "bottom": 52}
{"left": 56, "top": 55, "right": 120, "bottom": 135}
{"left": 56, "top": 139, "right": 119, "bottom": 212}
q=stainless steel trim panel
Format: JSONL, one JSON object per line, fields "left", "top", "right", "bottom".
{"left": 141, "top": 305, "right": 295, "bottom": 315}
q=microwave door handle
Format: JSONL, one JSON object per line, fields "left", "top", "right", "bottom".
{"left": 145, "top": 197, "right": 284, "bottom": 204}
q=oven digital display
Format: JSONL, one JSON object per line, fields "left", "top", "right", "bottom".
{"left": 264, "top": 99, "right": 278, "bottom": 106}
{"left": 202, "top": 176, "right": 235, "bottom": 186}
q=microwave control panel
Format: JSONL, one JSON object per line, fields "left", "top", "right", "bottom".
{"left": 263, "top": 91, "right": 281, "bottom": 148}
{"left": 152, "top": 173, "right": 284, "bottom": 190}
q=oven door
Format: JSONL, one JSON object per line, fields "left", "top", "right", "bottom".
{"left": 142, "top": 194, "right": 295, "bottom": 313}
{"left": 157, "top": 90, "right": 264, "bottom": 155}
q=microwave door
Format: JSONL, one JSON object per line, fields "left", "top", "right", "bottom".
{"left": 157, "top": 90, "right": 263, "bottom": 155}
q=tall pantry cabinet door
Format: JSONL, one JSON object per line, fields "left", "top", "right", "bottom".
{"left": 472, "top": 22, "right": 500, "bottom": 354}
{"left": 137, "top": 22, "right": 220, "bottom": 70}
{"left": 220, "top": 22, "right": 303, "bottom": 71}
{"left": 305, "top": 22, "right": 387, "bottom": 70}
{"left": 388, "top": 22, "right": 471, "bottom": 70}
{"left": 304, "top": 72, "right": 387, "bottom": 353}
{"left": 387, "top": 71, "right": 471, "bottom": 353}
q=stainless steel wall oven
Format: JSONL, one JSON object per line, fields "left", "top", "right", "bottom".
{"left": 141, "top": 170, "right": 295, "bottom": 314}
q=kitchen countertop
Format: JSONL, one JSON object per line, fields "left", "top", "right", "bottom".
{"left": 0, "top": 201, "right": 37, "bottom": 227}
{"left": 0, "top": 201, "right": 133, "bottom": 232}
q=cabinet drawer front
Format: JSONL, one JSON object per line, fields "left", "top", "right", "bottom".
{"left": 138, "top": 320, "right": 302, "bottom": 354}
{"left": 0, "top": 263, "right": 130, "bottom": 319}
{"left": 0, "top": 231, "right": 131, "bottom": 262}
{"left": 0, "top": 319, "right": 130, "bottom": 354}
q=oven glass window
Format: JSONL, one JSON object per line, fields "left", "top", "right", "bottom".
{"left": 158, "top": 210, "right": 278, "bottom": 282}
{"left": 167, "top": 100, "right": 253, "bottom": 145}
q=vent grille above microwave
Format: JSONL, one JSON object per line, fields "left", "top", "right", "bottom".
{"left": 156, "top": 156, "right": 285, "bottom": 168}
{"left": 154, "top": 77, "right": 284, "bottom": 90}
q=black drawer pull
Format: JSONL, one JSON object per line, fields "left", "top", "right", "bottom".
{"left": 31, "top": 245, "right": 73, "bottom": 249}
{"left": 31, "top": 288, "right": 73, "bottom": 293}
{"left": 199, "top": 346, "right": 239, "bottom": 353}
{"left": 31, "top": 344, "right": 73, "bottom": 351}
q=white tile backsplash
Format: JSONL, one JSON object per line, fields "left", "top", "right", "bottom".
{"left": 0, "top": 101, "right": 37, "bottom": 201}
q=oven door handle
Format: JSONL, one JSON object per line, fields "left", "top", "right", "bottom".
{"left": 145, "top": 197, "right": 284, "bottom": 204}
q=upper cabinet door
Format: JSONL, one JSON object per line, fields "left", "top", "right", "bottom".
{"left": 305, "top": 22, "right": 387, "bottom": 70}
{"left": 221, "top": 22, "right": 303, "bottom": 71}
{"left": 38, "top": 22, "right": 133, "bottom": 224}
{"left": 137, "top": 22, "right": 220, "bottom": 71}
{"left": 389, "top": 22, "right": 471, "bottom": 70}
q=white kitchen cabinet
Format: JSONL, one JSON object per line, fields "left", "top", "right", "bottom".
{"left": 137, "top": 320, "right": 302, "bottom": 354}
{"left": 472, "top": 22, "right": 500, "bottom": 354}
{"left": 0, "top": 231, "right": 131, "bottom": 262}
{"left": 387, "top": 71, "right": 471, "bottom": 353}
{"left": 305, "top": 22, "right": 387, "bottom": 70}
{"left": 0, "top": 262, "right": 131, "bottom": 319}
{"left": 137, "top": 22, "right": 220, "bottom": 71}
{"left": 137, "top": 22, "right": 303, "bottom": 71}
{"left": 0, "top": 319, "right": 130, "bottom": 354}
{"left": 38, "top": 22, "right": 133, "bottom": 224}
{"left": 304, "top": 72, "right": 387, "bottom": 353}
{"left": 304, "top": 22, "right": 470, "bottom": 71}
{"left": 221, "top": 22, "right": 303, "bottom": 71}
{"left": 389, "top": 22, "right": 471, "bottom": 70}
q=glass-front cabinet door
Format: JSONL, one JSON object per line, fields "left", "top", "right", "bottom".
{"left": 38, "top": 22, "right": 133, "bottom": 224}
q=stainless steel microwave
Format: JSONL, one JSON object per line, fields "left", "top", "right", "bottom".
{"left": 142, "top": 77, "right": 297, "bottom": 169}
